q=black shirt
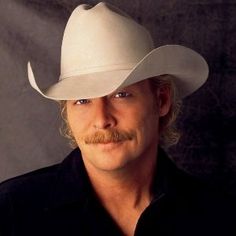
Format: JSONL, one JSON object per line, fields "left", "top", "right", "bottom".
{"left": 0, "top": 148, "right": 235, "bottom": 235}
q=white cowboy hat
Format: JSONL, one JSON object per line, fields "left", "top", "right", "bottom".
{"left": 27, "top": 2, "right": 209, "bottom": 100}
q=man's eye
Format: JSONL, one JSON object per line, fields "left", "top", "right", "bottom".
{"left": 75, "top": 99, "right": 90, "bottom": 105}
{"left": 114, "top": 92, "right": 131, "bottom": 98}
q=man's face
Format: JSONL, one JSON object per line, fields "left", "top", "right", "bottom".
{"left": 66, "top": 80, "right": 171, "bottom": 173}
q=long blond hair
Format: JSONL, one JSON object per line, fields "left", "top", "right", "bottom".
{"left": 150, "top": 75, "right": 182, "bottom": 148}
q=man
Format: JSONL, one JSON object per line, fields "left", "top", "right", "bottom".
{"left": 0, "top": 2, "right": 235, "bottom": 236}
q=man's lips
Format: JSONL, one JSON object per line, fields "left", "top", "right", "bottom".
{"left": 90, "top": 141, "right": 124, "bottom": 150}
{"left": 96, "top": 141, "right": 122, "bottom": 144}
{"left": 90, "top": 141, "right": 123, "bottom": 145}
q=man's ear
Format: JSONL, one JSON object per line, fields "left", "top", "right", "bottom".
{"left": 157, "top": 85, "right": 172, "bottom": 117}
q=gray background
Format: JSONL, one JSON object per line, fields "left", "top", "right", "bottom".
{"left": 0, "top": 0, "right": 236, "bottom": 195}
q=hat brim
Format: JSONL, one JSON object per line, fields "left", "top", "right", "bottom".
{"left": 28, "top": 45, "right": 209, "bottom": 100}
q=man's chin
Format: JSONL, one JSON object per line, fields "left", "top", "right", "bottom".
{"left": 82, "top": 147, "right": 136, "bottom": 172}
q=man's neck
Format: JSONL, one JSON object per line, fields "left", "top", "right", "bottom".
{"left": 82, "top": 149, "right": 158, "bottom": 236}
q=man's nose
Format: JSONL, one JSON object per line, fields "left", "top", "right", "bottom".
{"left": 93, "top": 98, "right": 116, "bottom": 129}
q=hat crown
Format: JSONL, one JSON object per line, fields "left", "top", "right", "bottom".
{"left": 60, "top": 2, "right": 154, "bottom": 78}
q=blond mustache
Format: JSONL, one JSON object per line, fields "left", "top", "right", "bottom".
{"left": 83, "top": 130, "right": 136, "bottom": 144}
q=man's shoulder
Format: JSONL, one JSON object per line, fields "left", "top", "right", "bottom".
{"left": 0, "top": 149, "right": 90, "bottom": 235}
{"left": 172, "top": 163, "right": 236, "bottom": 223}
{"left": 173, "top": 161, "right": 235, "bottom": 201}
{"left": 161, "top": 150, "right": 236, "bottom": 208}
{"left": 0, "top": 148, "right": 86, "bottom": 210}
{"left": 0, "top": 163, "right": 59, "bottom": 195}
{"left": 161, "top": 156, "right": 236, "bottom": 234}
{"left": 0, "top": 163, "right": 60, "bottom": 212}
{"left": 0, "top": 148, "right": 80, "bottom": 198}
